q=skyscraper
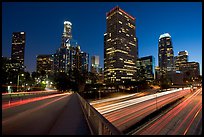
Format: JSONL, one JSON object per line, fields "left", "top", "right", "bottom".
{"left": 178, "top": 51, "right": 188, "bottom": 62}
{"left": 54, "top": 21, "right": 89, "bottom": 74}
{"left": 174, "top": 50, "right": 188, "bottom": 71}
{"left": 158, "top": 33, "right": 174, "bottom": 74}
{"left": 36, "top": 54, "right": 54, "bottom": 75}
{"left": 54, "top": 21, "right": 73, "bottom": 73}
{"left": 136, "top": 56, "right": 155, "bottom": 81}
{"left": 62, "top": 21, "right": 72, "bottom": 46}
{"left": 104, "top": 6, "right": 138, "bottom": 84}
{"left": 91, "top": 55, "right": 99, "bottom": 73}
{"left": 80, "top": 52, "right": 89, "bottom": 72}
{"left": 180, "top": 62, "right": 200, "bottom": 81}
{"left": 11, "top": 31, "right": 26, "bottom": 69}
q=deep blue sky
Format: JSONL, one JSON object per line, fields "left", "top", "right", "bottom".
{"left": 2, "top": 2, "right": 202, "bottom": 75}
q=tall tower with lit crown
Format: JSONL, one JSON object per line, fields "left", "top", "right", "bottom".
{"left": 62, "top": 21, "right": 72, "bottom": 47}
{"left": 158, "top": 33, "right": 174, "bottom": 74}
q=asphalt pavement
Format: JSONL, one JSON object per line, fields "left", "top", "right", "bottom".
{"left": 2, "top": 93, "right": 91, "bottom": 135}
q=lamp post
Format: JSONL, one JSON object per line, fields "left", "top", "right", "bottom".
{"left": 99, "top": 90, "right": 101, "bottom": 99}
{"left": 17, "top": 73, "right": 24, "bottom": 92}
{"left": 17, "top": 74, "right": 20, "bottom": 92}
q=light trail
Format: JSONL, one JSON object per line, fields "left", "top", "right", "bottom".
{"left": 2, "top": 92, "right": 72, "bottom": 110}
{"left": 172, "top": 100, "right": 202, "bottom": 134}
{"left": 90, "top": 93, "right": 138, "bottom": 105}
{"left": 2, "top": 94, "right": 70, "bottom": 125}
{"left": 2, "top": 90, "right": 58, "bottom": 96}
{"left": 109, "top": 90, "right": 190, "bottom": 129}
{"left": 183, "top": 104, "right": 202, "bottom": 135}
{"left": 138, "top": 88, "right": 202, "bottom": 135}
{"left": 96, "top": 88, "right": 189, "bottom": 115}
{"left": 144, "top": 89, "right": 200, "bottom": 135}
{"left": 89, "top": 88, "right": 191, "bottom": 132}
{"left": 105, "top": 90, "right": 186, "bottom": 122}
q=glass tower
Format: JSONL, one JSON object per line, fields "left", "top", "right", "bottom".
{"left": 91, "top": 55, "right": 99, "bottom": 73}
{"left": 158, "top": 33, "right": 174, "bottom": 74}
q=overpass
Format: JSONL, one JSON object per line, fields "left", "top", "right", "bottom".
{"left": 3, "top": 88, "right": 194, "bottom": 135}
{"left": 2, "top": 92, "right": 122, "bottom": 135}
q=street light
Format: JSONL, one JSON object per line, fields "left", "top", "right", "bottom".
{"left": 17, "top": 73, "right": 24, "bottom": 92}
{"left": 99, "top": 90, "right": 101, "bottom": 99}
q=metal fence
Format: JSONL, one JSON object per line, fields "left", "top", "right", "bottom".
{"left": 77, "top": 93, "right": 123, "bottom": 135}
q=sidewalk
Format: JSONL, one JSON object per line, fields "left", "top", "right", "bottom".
{"left": 48, "top": 93, "right": 91, "bottom": 135}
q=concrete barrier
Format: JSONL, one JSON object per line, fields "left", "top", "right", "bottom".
{"left": 77, "top": 93, "right": 123, "bottom": 135}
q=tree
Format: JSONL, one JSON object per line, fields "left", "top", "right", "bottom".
{"left": 54, "top": 72, "right": 71, "bottom": 92}
{"left": 159, "top": 73, "right": 171, "bottom": 89}
{"left": 136, "top": 65, "right": 146, "bottom": 81}
{"left": 88, "top": 72, "right": 98, "bottom": 84}
{"left": 72, "top": 69, "right": 88, "bottom": 93}
{"left": 40, "top": 70, "right": 46, "bottom": 79}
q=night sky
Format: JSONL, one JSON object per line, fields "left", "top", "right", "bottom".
{"left": 2, "top": 2, "right": 202, "bottom": 75}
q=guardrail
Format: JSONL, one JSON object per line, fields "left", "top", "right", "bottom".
{"left": 77, "top": 93, "right": 123, "bottom": 135}
{"left": 2, "top": 90, "right": 59, "bottom": 104}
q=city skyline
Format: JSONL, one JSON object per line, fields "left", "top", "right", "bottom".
{"left": 2, "top": 2, "right": 202, "bottom": 75}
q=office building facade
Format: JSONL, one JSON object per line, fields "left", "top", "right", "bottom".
{"left": 179, "top": 62, "right": 200, "bottom": 81}
{"left": 137, "top": 56, "right": 155, "bottom": 81}
{"left": 54, "top": 21, "right": 74, "bottom": 73}
{"left": 104, "top": 6, "right": 138, "bottom": 84}
{"left": 158, "top": 33, "right": 174, "bottom": 74}
{"left": 79, "top": 52, "right": 89, "bottom": 72}
{"left": 91, "top": 55, "right": 100, "bottom": 73}
{"left": 53, "top": 21, "right": 89, "bottom": 74}
{"left": 174, "top": 50, "right": 188, "bottom": 71}
{"left": 36, "top": 54, "right": 54, "bottom": 75}
{"left": 11, "top": 31, "right": 26, "bottom": 70}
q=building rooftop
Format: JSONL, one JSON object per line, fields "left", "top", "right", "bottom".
{"left": 159, "top": 33, "right": 171, "bottom": 39}
{"left": 106, "top": 6, "right": 135, "bottom": 20}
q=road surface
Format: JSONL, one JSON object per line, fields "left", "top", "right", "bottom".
{"left": 91, "top": 88, "right": 191, "bottom": 132}
{"left": 133, "top": 88, "right": 202, "bottom": 135}
{"left": 2, "top": 93, "right": 91, "bottom": 135}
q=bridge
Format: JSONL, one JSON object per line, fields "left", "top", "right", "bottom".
{"left": 2, "top": 87, "right": 201, "bottom": 135}
{"left": 2, "top": 92, "right": 122, "bottom": 135}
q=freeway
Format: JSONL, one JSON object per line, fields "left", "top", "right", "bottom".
{"left": 91, "top": 88, "right": 191, "bottom": 132}
{"left": 133, "top": 88, "right": 202, "bottom": 135}
{"left": 90, "top": 89, "right": 160, "bottom": 108}
{"left": 90, "top": 92, "right": 144, "bottom": 108}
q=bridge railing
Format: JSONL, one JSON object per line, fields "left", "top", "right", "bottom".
{"left": 77, "top": 93, "right": 123, "bottom": 135}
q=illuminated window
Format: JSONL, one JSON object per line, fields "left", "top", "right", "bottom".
{"left": 107, "top": 38, "right": 111, "bottom": 42}
{"left": 118, "top": 11, "right": 123, "bottom": 15}
{"left": 119, "top": 21, "right": 122, "bottom": 24}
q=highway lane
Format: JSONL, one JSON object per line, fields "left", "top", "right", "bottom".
{"left": 134, "top": 88, "right": 202, "bottom": 135}
{"left": 91, "top": 88, "right": 191, "bottom": 132}
{"left": 93, "top": 88, "right": 188, "bottom": 115}
{"left": 90, "top": 93, "right": 140, "bottom": 108}
{"left": 90, "top": 89, "right": 159, "bottom": 108}
{"left": 2, "top": 92, "right": 72, "bottom": 135}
